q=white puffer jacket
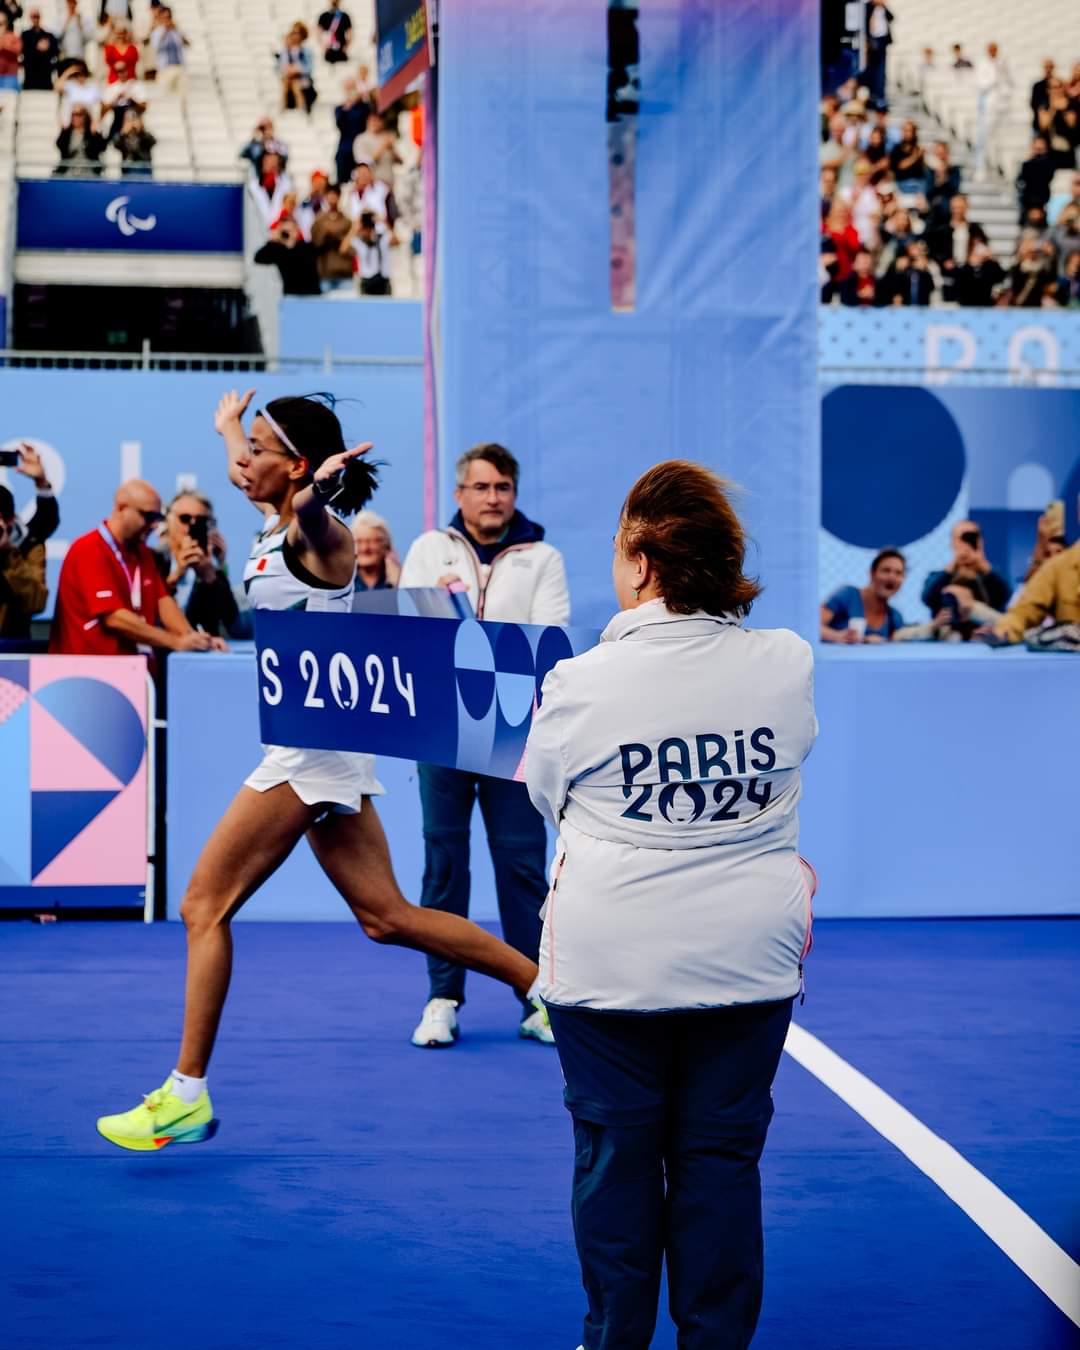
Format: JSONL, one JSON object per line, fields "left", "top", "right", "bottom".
{"left": 525, "top": 602, "right": 818, "bottom": 1012}
{"left": 398, "top": 525, "right": 570, "bottom": 625}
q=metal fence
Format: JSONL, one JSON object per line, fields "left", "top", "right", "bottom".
{"left": 0, "top": 344, "right": 424, "bottom": 372}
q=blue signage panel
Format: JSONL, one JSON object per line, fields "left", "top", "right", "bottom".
{"left": 375, "top": 0, "right": 429, "bottom": 107}
{"left": 255, "top": 610, "right": 598, "bottom": 778}
{"left": 17, "top": 179, "right": 245, "bottom": 253}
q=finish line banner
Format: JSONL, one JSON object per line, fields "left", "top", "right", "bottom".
{"left": 255, "top": 611, "right": 598, "bottom": 778}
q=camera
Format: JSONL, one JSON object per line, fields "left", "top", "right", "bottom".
{"left": 959, "top": 529, "right": 981, "bottom": 548}
{"left": 0, "top": 448, "right": 19, "bottom": 466}
{"left": 189, "top": 515, "right": 210, "bottom": 551}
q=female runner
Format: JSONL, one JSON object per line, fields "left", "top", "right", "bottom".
{"left": 97, "top": 389, "right": 542, "bottom": 1150}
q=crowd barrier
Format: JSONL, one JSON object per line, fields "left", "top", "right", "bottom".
{"left": 167, "top": 644, "right": 1079, "bottom": 921}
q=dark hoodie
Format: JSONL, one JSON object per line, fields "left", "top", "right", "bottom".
{"left": 449, "top": 509, "right": 546, "bottom": 565}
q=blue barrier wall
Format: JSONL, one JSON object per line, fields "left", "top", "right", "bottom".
{"left": 820, "top": 386, "right": 1080, "bottom": 622}
{"left": 166, "top": 652, "right": 525, "bottom": 922}
{"left": 820, "top": 307, "right": 1080, "bottom": 378}
{"left": 168, "top": 647, "right": 1080, "bottom": 919}
{"left": 437, "top": 0, "right": 821, "bottom": 633}
{"left": 0, "top": 368, "right": 424, "bottom": 617}
{"left": 278, "top": 297, "right": 423, "bottom": 360}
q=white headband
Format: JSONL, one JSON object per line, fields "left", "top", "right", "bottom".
{"left": 259, "top": 407, "right": 303, "bottom": 460}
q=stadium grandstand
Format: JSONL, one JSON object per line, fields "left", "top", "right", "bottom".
{"left": 821, "top": 0, "right": 1080, "bottom": 308}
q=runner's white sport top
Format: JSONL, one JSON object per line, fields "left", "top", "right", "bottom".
{"left": 242, "top": 514, "right": 355, "bottom": 612}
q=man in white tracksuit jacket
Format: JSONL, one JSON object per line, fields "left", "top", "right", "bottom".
{"left": 398, "top": 441, "right": 570, "bottom": 1048}
{"left": 523, "top": 460, "right": 818, "bottom": 1350}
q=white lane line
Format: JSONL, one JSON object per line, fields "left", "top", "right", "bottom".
{"left": 784, "top": 1022, "right": 1080, "bottom": 1327}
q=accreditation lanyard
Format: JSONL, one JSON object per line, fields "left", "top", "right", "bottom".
{"left": 98, "top": 523, "right": 143, "bottom": 612}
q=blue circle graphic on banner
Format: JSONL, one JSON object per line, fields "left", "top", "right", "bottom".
{"left": 534, "top": 626, "right": 574, "bottom": 706}
{"left": 493, "top": 624, "right": 536, "bottom": 727}
{"left": 454, "top": 620, "right": 496, "bottom": 721}
{"left": 822, "top": 386, "right": 966, "bottom": 547}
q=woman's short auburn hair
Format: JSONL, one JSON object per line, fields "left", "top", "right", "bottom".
{"left": 619, "top": 461, "right": 761, "bottom": 617}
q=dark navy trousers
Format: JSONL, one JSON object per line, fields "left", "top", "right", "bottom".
{"left": 417, "top": 763, "right": 547, "bottom": 1008}
{"left": 546, "top": 998, "right": 794, "bottom": 1350}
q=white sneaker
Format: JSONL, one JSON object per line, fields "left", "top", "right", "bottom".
{"left": 519, "top": 997, "right": 555, "bottom": 1045}
{"left": 411, "top": 997, "right": 460, "bottom": 1048}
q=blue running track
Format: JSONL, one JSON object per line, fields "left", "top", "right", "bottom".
{"left": 1, "top": 919, "right": 1077, "bottom": 1349}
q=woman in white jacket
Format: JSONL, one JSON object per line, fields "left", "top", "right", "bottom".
{"left": 525, "top": 461, "right": 818, "bottom": 1350}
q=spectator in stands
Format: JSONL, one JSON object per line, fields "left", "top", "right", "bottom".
{"left": 1049, "top": 170, "right": 1080, "bottom": 225}
{"left": 346, "top": 159, "right": 396, "bottom": 227}
{"left": 974, "top": 42, "right": 1012, "bottom": 181}
{"left": 820, "top": 111, "right": 855, "bottom": 187}
{"left": 820, "top": 549, "right": 906, "bottom": 643}
{"left": 57, "top": 60, "right": 101, "bottom": 123}
{"left": 840, "top": 159, "right": 882, "bottom": 248}
{"left": 954, "top": 238, "right": 1006, "bottom": 307}
{"left": 239, "top": 117, "right": 288, "bottom": 178}
{"left": 278, "top": 22, "right": 315, "bottom": 115}
{"left": 859, "top": 104, "right": 898, "bottom": 154}
{"left": 0, "top": 11, "right": 22, "bottom": 89}
{"left": 151, "top": 6, "right": 187, "bottom": 99}
{"left": 820, "top": 91, "right": 839, "bottom": 142}
{"left": 1018, "top": 502, "right": 1066, "bottom": 587}
{"left": 925, "top": 141, "right": 961, "bottom": 222}
{"left": 99, "top": 0, "right": 134, "bottom": 28}
{"left": 1032, "top": 60, "right": 1057, "bottom": 132}
{"left": 116, "top": 108, "right": 154, "bottom": 177}
{"left": 1017, "top": 136, "right": 1057, "bottom": 224}
{"left": 951, "top": 44, "right": 973, "bottom": 72}
{"left": 989, "top": 539, "right": 1080, "bottom": 643}
{"left": 1041, "top": 89, "right": 1080, "bottom": 171}
{"left": 50, "top": 480, "right": 221, "bottom": 667}
{"left": 1058, "top": 249, "right": 1080, "bottom": 306}
{"left": 821, "top": 201, "right": 860, "bottom": 293}
{"left": 877, "top": 204, "right": 918, "bottom": 271}
{"left": 101, "top": 61, "right": 146, "bottom": 138}
{"left": 334, "top": 76, "right": 370, "bottom": 185}
{"left": 889, "top": 120, "right": 927, "bottom": 195}
{"left": 923, "top": 522, "right": 1009, "bottom": 618}
{"left": 351, "top": 510, "right": 400, "bottom": 592}
{"left": 0, "top": 443, "right": 58, "bottom": 642}
{"left": 55, "top": 104, "right": 106, "bottom": 175}
{"left": 894, "top": 580, "right": 1004, "bottom": 643}
{"left": 862, "top": 125, "right": 891, "bottom": 183}
{"left": 344, "top": 210, "right": 392, "bottom": 296}
{"left": 1008, "top": 232, "right": 1058, "bottom": 307}
{"left": 352, "top": 110, "right": 399, "bottom": 187}
{"left": 883, "top": 241, "right": 935, "bottom": 306}
{"left": 310, "top": 182, "right": 354, "bottom": 290}
{"left": 249, "top": 149, "right": 293, "bottom": 227}
{"left": 154, "top": 491, "right": 240, "bottom": 639}
{"left": 296, "top": 169, "right": 329, "bottom": 236}
{"left": 917, "top": 47, "right": 934, "bottom": 80}
{"left": 270, "top": 190, "right": 302, "bottom": 236}
{"left": 254, "top": 214, "right": 321, "bottom": 295}
{"left": 104, "top": 19, "right": 137, "bottom": 82}
{"left": 928, "top": 195, "right": 986, "bottom": 299}
{"left": 839, "top": 248, "right": 881, "bottom": 306}
{"left": 860, "top": 1, "right": 893, "bottom": 105}
{"left": 819, "top": 164, "right": 838, "bottom": 220}
{"left": 56, "top": 0, "right": 91, "bottom": 76}
{"left": 317, "top": 3, "right": 351, "bottom": 65}
{"left": 20, "top": 9, "right": 57, "bottom": 90}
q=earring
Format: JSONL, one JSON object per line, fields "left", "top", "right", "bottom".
{"left": 633, "top": 588, "right": 640, "bottom": 599}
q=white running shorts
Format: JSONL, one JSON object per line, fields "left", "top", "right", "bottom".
{"left": 244, "top": 744, "right": 385, "bottom": 814}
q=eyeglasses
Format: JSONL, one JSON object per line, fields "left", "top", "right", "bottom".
{"left": 175, "top": 512, "right": 214, "bottom": 527}
{"left": 460, "top": 483, "right": 514, "bottom": 498}
{"left": 133, "top": 506, "right": 164, "bottom": 525}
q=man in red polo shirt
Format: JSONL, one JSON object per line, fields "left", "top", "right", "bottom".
{"left": 50, "top": 478, "right": 224, "bottom": 664}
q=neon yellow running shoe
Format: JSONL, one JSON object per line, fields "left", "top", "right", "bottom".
{"left": 96, "top": 1076, "right": 219, "bottom": 1152}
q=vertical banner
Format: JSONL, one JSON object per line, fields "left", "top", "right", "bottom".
{"left": 437, "top": 0, "right": 821, "bottom": 633}
{"left": 0, "top": 656, "right": 149, "bottom": 909}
